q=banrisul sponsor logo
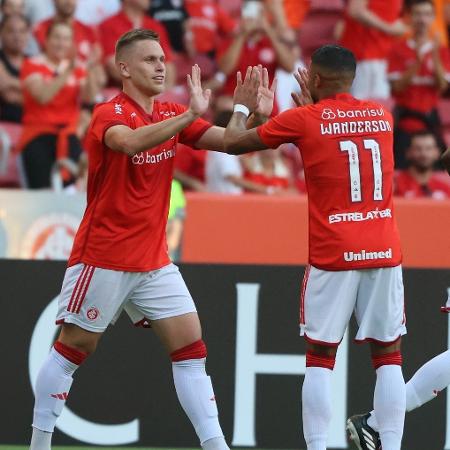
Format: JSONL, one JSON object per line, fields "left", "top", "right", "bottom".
{"left": 344, "top": 248, "right": 392, "bottom": 262}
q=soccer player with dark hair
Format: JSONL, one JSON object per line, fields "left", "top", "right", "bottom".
{"left": 28, "top": 29, "right": 276, "bottom": 450}
{"left": 225, "top": 44, "right": 407, "bottom": 450}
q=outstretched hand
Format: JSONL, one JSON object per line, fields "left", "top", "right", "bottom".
{"left": 255, "top": 65, "right": 277, "bottom": 117}
{"left": 233, "top": 66, "right": 261, "bottom": 112}
{"left": 291, "top": 68, "right": 313, "bottom": 107}
{"left": 187, "top": 64, "right": 211, "bottom": 117}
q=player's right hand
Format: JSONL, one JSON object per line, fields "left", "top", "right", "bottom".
{"left": 187, "top": 64, "right": 211, "bottom": 117}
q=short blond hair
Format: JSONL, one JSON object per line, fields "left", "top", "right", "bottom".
{"left": 115, "top": 28, "right": 160, "bottom": 59}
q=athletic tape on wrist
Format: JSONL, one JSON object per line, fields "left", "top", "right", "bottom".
{"left": 234, "top": 104, "right": 250, "bottom": 117}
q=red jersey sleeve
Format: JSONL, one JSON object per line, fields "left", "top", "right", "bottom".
{"left": 257, "top": 108, "right": 306, "bottom": 148}
{"left": 90, "top": 102, "right": 129, "bottom": 144}
{"left": 172, "top": 104, "right": 213, "bottom": 147}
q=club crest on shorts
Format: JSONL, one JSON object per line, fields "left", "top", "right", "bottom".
{"left": 86, "top": 307, "right": 99, "bottom": 321}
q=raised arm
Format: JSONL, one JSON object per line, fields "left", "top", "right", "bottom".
{"left": 105, "top": 65, "right": 211, "bottom": 156}
{"left": 23, "top": 61, "right": 75, "bottom": 105}
{"left": 347, "top": 0, "right": 408, "bottom": 36}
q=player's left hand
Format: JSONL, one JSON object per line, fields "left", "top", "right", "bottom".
{"left": 255, "top": 65, "right": 277, "bottom": 117}
{"left": 187, "top": 64, "right": 211, "bottom": 117}
{"left": 291, "top": 67, "right": 313, "bottom": 107}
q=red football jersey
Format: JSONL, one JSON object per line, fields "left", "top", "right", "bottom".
{"left": 34, "top": 19, "right": 98, "bottom": 62}
{"left": 99, "top": 11, "right": 173, "bottom": 62}
{"left": 388, "top": 39, "right": 450, "bottom": 131}
{"left": 257, "top": 93, "right": 402, "bottom": 270}
{"left": 394, "top": 170, "right": 450, "bottom": 199}
{"left": 21, "top": 55, "right": 86, "bottom": 126}
{"left": 68, "top": 92, "right": 212, "bottom": 271}
{"left": 340, "top": 0, "right": 403, "bottom": 60}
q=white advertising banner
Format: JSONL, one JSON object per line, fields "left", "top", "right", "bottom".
{"left": 0, "top": 189, "right": 85, "bottom": 259}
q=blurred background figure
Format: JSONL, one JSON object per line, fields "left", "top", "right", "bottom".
{"left": 18, "top": 21, "right": 97, "bottom": 188}
{"left": 1, "top": 0, "right": 25, "bottom": 16}
{"left": 149, "top": 0, "right": 189, "bottom": 54}
{"left": 174, "top": 143, "right": 207, "bottom": 192}
{"left": 74, "top": 0, "right": 120, "bottom": 26}
{"left": 166, "top": 179, "right": 186, "bottom": 261}
{"left": 216, "top": 0, "right": 296, "bottom": 113}
{"left": 394, "top": 130, "right": 450, "bottom": 198}
{"left": 99, "top": 0, "right": 175, "bottom": 87}
{"left": 339, "top": 0, "right": 408, "bottom": 99}
{"left": 33, "top": 0, "right": 106, "bottom": 91}
{"left": 242, "top": 147, "right": 298, "bottom": 195}
{"left": 206, "top": 110, "right": 297, "bottom": 195}
{"left": 0, "top": 13, "right": 30, "bottom": 123}
{"left": 388, "top": 0, "right": 450, "bottom": 168}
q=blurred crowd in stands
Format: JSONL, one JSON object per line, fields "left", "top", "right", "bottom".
{"left": 0, "top": 0, "right": 449, "bottom": 202}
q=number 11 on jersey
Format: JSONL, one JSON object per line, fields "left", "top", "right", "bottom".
{"left": 340, "top": 139, "right": 383, "bottom": 203}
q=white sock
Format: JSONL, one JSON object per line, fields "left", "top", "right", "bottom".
{"left": 29, "top": 428, "right": 52, "bottom": 450}
{"left": 172, "top": 358, "right": 228, "bottom": 447}
{"left": 30, "top": 347, "right": 78, "bottom": 448}
{"left": 302, "top": 367, "right": 332, "bottom": 450}
{"left": 201, "top": 436, "right": 230, "bottom": 450}
{"left": 373, "top": 365, "right": 405, "bottom": 450}
{"left": 405, "top": 349, "right": 450, "bottom": 411}
{"left": 368, "top": 350, "right": 450, "bottom": 431}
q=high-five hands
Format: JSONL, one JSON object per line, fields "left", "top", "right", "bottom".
{"left": 187, "top": 64, "right": 212, "bottom": 117}
{"left": 233, "top": 65, "right": 277, "bottom": 117}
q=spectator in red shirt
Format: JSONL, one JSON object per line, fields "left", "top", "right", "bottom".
{"left": 217, "top": 0, "right": 295, "bottom": 106}
{"left": 33, "top": 0, "right": 106, "bottom": 90}
{"left": 388, "top": 0, "right": 450, "bottom": 167}
{"left": 19, "top": 21, "right": 97, "bottom": 188}
{"left": 0, "top": 13, "right": 30, "bottom": 123}
{"left": 99, "top": 0, "right": 175, "bottom": 87}
{"left": 339, "top": 0, "right": 408, "bottom": 99}
{"left": 395, "top": 130, "right": 450, "bottom": 198}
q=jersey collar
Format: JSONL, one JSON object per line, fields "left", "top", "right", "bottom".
{"left": 321, "top": 92, "right": 355, "bottom": 102}
{"left": 120, "top": 92, "right": 157, "bottom": 121}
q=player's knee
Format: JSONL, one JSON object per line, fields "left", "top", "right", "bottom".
{"left": 171, "top": 339, "right": 207, "bottom": 362}
{"left": 58, "top": 324, "right": 101, "bottom": 355}
{"left": 372, "top": 350, "right": 403, "bottom": 370}
{"left": 306, "top": 350, "right": 336, "bottom": 371}
{"left": 370, "top": 337, "right": 402, "bottom": 357}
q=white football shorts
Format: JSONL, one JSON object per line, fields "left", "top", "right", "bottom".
{"left": 56, "top": 262, "right": 197, "bottom": 332}
{"left": 352, "top": 59, "right": 390, "bottom": 100}
{"left": 300, "top": 265, "right": 406, "bottom": 346}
